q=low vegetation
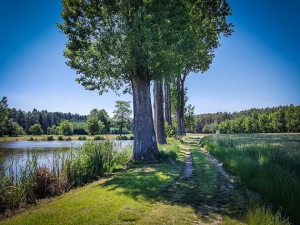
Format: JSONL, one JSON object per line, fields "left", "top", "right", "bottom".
{"left": 201, "top": 134, "right": 300, "bottom": 223}
{"left": 0, "top": 136, "right": 295, "bottom": 224}
{"left": 0, "top": 141, "right": 131, "bottom": 217}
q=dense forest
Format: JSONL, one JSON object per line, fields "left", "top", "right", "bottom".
{"left": 7, "top": 108, "right": 88, "bottom": 135}
{"left": 0, "top": 96, "right": 133, "bottom": 137}
{"left": 194, "top": 104, "right": 300, "bottom": 133}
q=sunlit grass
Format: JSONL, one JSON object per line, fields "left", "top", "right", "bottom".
{"left": 201, "top": 134, "right": 299, "bottom": 224}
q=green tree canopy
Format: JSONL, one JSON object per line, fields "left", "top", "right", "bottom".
{"left": 0, "top": 96, "right": 9, "bottom": 136}
{"left": 29, "top": 123, "right": 44, "bottom": 135}
{"left": 58, "top": 0, "right": 233, "bottom": 160}
{"left": 113, "top": 101, "right": 132, "bottom": 135}
{"left": 58, "top": 120, "right": 74, "bottom": 135}
{"left": 85, "top": 115, "right": 104, "bottom": 135}
{"left": 88, "top": 108, "right": 110, "bottom": 134}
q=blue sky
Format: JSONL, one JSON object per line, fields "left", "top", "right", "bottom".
{"left": 0, "top": 1, "right": 299, "bottom": 117}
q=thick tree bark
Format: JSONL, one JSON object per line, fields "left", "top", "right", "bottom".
{"left": 163, "top": 80, "right": 172, "bottom": 125}
{"left": 132, "top": 75, "right": 159, "bottom": 160}
{"left": 153, "top": 81, "right": 166, "bottom": 144}
{"left": 176, "top": 76, "right": 186, "bottom": 136}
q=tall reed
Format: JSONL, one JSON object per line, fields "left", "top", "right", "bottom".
{"left": 0, "top": 141, "right": 132, "bottom": 216}
{"left": 201, "top": 134, "right": 300, "bottom": 223}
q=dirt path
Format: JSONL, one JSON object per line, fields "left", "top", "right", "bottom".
{"left": 183, "top": 142, "right": 193, "bottom": 177}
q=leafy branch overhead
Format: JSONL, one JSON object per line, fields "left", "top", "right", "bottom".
{"left": 57, "top": 0, "right": 233, "bottom": 93}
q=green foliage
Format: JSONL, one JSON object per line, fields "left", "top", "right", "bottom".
{"left": 6, "top": 119, "right": 26, "bottom": 137}
{"left": 165, "top": 121, "right": 177, "bottom": 137}
{"left": 0, "top": 142, "right": 132, "bottom": 214}
{"left": 72, "top": 122, "right": 87, "bottom": 135}
{"left": 202, "top": 122, "right": 218, "bottom": 133}
{"left": 0, "top": 96, "right": 9, "bottom": 136}
{"left": 85, "top": 115, "right": 105, "bottom": 135}
{"left": 47, "top": 136, "right": 54, "bottom": 141}
{"left": 57, "top": 136, "right": 64, "bottom": 141}
{"left": 29, "top": 123, "right": 43, "bottom": 135}
{"left": 116, "top": 135, "right": 128, "bottom": 140}
{"left": 47, "top": 125, "right": 58, "bottom": 135}
{"left": 201, "top": 134, "right": 300, "bottom": 222}
{"left": 184, "top": 104, "right": 195, "bottom": 132}
{"left": 247, "top": 206, "right": 291, "bottom": 225}
{"left": 58, "top": 120, "right": 74, "bottom": 135}
{"left": 113, "top": 101, "right": 132, "bottom": 136}
{"left": 78, "top": 136, "right": 87, "bottom": 140}
{"left": 94, "top": 135, "right": 105, "bottom": 140}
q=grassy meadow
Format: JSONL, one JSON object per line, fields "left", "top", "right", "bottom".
{"left": 0, "top": 135, "right": 295, "bottom": 224}
{"left": 201, "top": 133, "right": 300, "bottom": 224}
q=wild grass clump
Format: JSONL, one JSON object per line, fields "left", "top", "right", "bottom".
{"left": 94, "top": 135, "right": 105, "bottom": 140}
{"left": 78, "top": 136, "right": 86, "bottom": 140}
{"left": 247, "top": 206, "right": 290, "bottom": 225}
{"left": 116, "top": 135, "right": 128, "bottom": 140}
{"left": 57, "top": 136, "right": 63, "bottom": 141}
{"left": 201, "top": 134, "right": 300, "bottom": 223}
{"left": 47, "top": 136, "right": 54, "bottom": 141}
{"left": 0, "top": 141, "right": 132, "bottom": 216}
{"left": 0, "top": 152, "right": 39, "bottom": 215}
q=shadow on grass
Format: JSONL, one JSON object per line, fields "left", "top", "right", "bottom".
{"left": 94, "top": 141, "right": 249, "bottom": 223}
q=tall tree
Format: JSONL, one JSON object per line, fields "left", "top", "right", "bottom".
{"left": 113, "top": 101, "right": 132, "bottom": 136}
{"left": 58, "top": 120, "right": 74, "bottom": 135}
{"left": 185, "top": 104, "right": 195, "bottom": 132}
{"left": 0, "top": 96, "right": 9, "bottom": 136}
{"left": 58, "top": 0, "right": 233, "bottom": 160}
{"left": 163, "top": 80, "right": 172, "bottom": 125}
{"left": 153, "top": 81, "right": 166, "bottom": 144}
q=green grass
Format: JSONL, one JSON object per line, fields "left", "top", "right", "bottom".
{"left": 0, "top": 139, "right": 248, "bottom": 225}
{"left": 201, "top": 134, "right": 299, "bottom": 224}
{"left": 1, "top": 136, "right": 292, "bottom": 224}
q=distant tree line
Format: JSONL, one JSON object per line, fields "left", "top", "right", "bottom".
{"left": 0, "top": 96, "right": 133, "bottom": 137}
{"left": 193, "top": 105, "right": 300, "bottom": 133}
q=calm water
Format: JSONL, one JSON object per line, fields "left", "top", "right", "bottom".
{"left": 0, "top": 140, "right": 133, "bottom": 176}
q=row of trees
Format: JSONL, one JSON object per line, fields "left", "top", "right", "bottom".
{"left": 58, "top": 0, "right": 233, "bottom": 159}
{"left": 0, "top": 96, "right": 133, "bottom": 137}
{"left": 218, "top": 105, "right": 300, "bottom": 133}
{"left": 190, "top": 105, "right": 300, "bottom": 134}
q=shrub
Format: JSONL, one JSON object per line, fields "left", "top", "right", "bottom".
{"left": 47, "top": 136, "right": 54, "bottom": 141}
{"left": 116, "top": 135, "right": 128, "bottom": 140}
{"left": 78, "top": 136, "right": 87, "bottom": 140}
{"left": 94, "top": 135, "right": 105, "bottom": 140}
{"left": 58, "top": 136, "right": 64, "bottom": 141}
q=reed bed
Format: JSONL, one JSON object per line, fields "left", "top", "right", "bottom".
{"left": 201, "top": 134, "right": 300, "bottom": 224}
{"left": 0, "top": 141, "right": 132, "bottom": 216}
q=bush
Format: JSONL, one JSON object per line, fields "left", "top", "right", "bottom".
{"left": 94, "top": 135, "right": 105, "bottom": 140}
{"left": 58, "top": 136, "right": 64, "bottom": 141}
{"left": 47, "top": 136, "right": 54, "bottom": 141}
{"left": 116, "top": 135, "right": 128, "bottom": 140}
{"left": 165, "top": 122, "right": 177, "bottom": 137}
{"left": 78, "top": 136, "right": 87, "bottom": 140}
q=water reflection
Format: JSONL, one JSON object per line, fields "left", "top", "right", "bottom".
{"left": 0, "top": 140, "right": 133, "bottom": 178}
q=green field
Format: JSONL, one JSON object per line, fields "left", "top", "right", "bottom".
{"left": 201, "top": 133, "right": 300, "bottom": 224}
{"left": 0, "top": 135, "right": 295, "bottom": 224}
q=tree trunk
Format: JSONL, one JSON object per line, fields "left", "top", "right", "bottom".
{"left": 176, "top": 76, "right": 186, "bottom": 136}
{"left": 132, "top": 75, "right": 159, "bottom": 160}
{"left": 163, "top": 80, "right": 172, "bottom": 125}
{"left": 153, "top": 81, "right": 167, "bottom": 144}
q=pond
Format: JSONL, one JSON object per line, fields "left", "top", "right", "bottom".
{"left": 0, "top": 140, "right": 133, "bottom": 177}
